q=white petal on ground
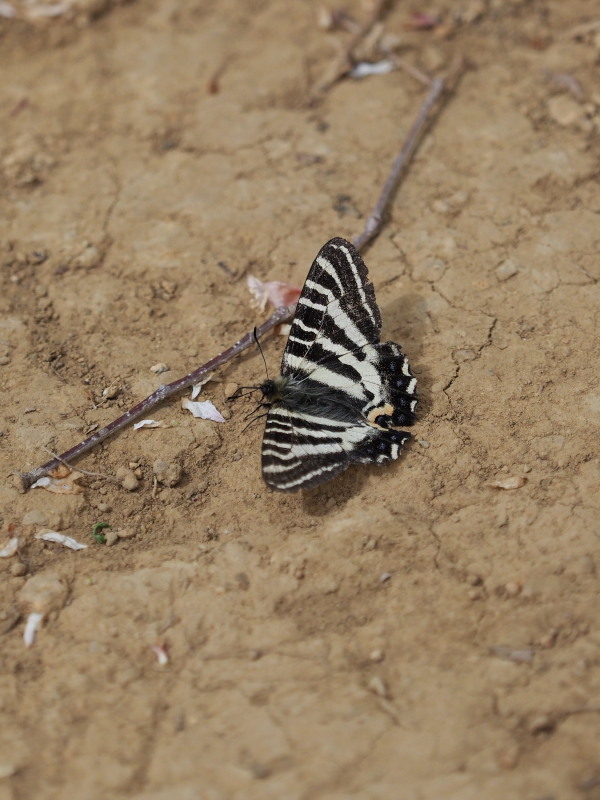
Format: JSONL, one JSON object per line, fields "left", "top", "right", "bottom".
{"left": 23, "top": 612, "right": 44, "bottom": 647}
{"left": 34, "top": 530, "right": 88, "bottom": 550}
{"left": 181, "top": 397, "right": 226, "bottom": 423}
{"left": 0, "top": 537, "right": 19, "bottom": 558}
{"left": 151, "top": 643, "right": 169, "bottom": 666}
{"left": 133, "top": 419, "right": 170, "bottom": 430}
{"left": 350, "top": 60, "right": 395, "bottom": 79}
{"left": 0, "top": 1, "right": 16, "bottom": 18}
{"left": 191, "top": 372, "right": 214, "bottom": 400}
{"left": 486, "top": 476, "right": 527, "bottom": 490}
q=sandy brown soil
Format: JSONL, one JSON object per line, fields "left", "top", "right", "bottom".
{"left": 1, "top": 1, "right": 599, "bottom": 798}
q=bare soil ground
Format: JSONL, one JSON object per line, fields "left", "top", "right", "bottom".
{"left": 1, "top": 1, "right": 599, "bottom": 798}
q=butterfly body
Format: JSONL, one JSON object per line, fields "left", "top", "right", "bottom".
{"left": 260, "top": 237, "right": 417, "bottom": 491}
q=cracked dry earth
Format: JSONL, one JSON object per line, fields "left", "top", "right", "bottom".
{"left": 1, "top": 1, "right": 600, "bottom": 799}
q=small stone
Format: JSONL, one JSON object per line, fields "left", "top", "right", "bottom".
{"left": 10, "top": 562, "right": 27, "bottom": 577}
{"left": 504, "top": 581, "right": 522, "bottom": 597}
{"left": 538, "top": 630, "right": 557, "bottom": 649}
{"left": 0, "top": 764, "right": 17, "bottom": 779}
{"left": 224, "top": 382, "right": 238, "bottom": 398}
{"left": 380, "top": 572, "right": 392, "bottom": 583}
{"left": 548, "top": 95, "right": 583, "bottom": 127}
{"left": 73, "top": 244, "right": 99, "bottom": 269}
{"left": 104, "top": 529, "right": 119, "bottom": 547}
{"left": 150, "top": 363, "right": 169, "bottom": 374}
{"left": 153, "top": 459, "right": 182, "bottom": 487}
{"left": 102, "top": 383, "right": 120, "bottom": 400}
{"left": 496, "top": 259, "right": 519, "bottom": 281}
{"left": 97, "top": 502, "right": 111, "bottom": 513}
{"left": 116, "top": 527, "right": 136, "bottom": 539}
{"left": 468, "top": 588, "right": 482, "bottom": 600}
{"left": 116, "top": 467, "right": 139, "bottom": 491}
{"left": 529, "top": 714, "right": 554, "bottom": 735}
{"left": 417, "top": 439, "right": 430, "bottom": 448}
{"left": 0, "top": 356, "right": 10, "bottom": 366}
{"left": 364, "top": 538, "right": 377, "bottom": 551}
{"left": 369, "top": 649, "right": 384, "bottom": 662}
{"left": 367, "top": 675, "right": 389, "bottom": 698}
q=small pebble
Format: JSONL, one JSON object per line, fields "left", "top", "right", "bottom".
{"left": 97, "top": 502, "right": 111, "bottom": 513}
{"left": 102, "top": 383, "right": 120, "bottom": 400}
{"left": 417, "top": 439, "right": 430, "bottom": 448}
{"left": 504, "top": 581, "right": 522, "bottom": 597}
{"left": 73, "top": 244, "right": 99, "bottom": 269}
{"left": 104, "top": 529, "right": 119, "bottom": 547}
{"left": 116, "top": 527, "right": 136, "bottom": 539}
{"left": 380, "top": 572, "right": 392, "bottom": 583}
{"left": 10, "top": 562, "right": 27, "bottom": 577}
{"left": 153, "top": 459, "right": 182, "bottom": 487}
{"left": 369, "top": 649, "right": 384, "bottom": 662}
{"left": 0, "top": 764, "right": 17, "bottom": 779}
{"left": 529, "top": 714, "right": 554, "bottom": 735}
{"left": 367, "top": 675, "right": 389, "bottom": 698}
{"left": 496, "top": 259, "right": 519, "bottom": 281}
{"left": 116, "top": 467, "right": 139, "bottom": 492}
{"left": 150, "top": 363, "right": 169, "bottom": 374}
{"left": 548, "top": 95, "right": 583, "bottom": 127}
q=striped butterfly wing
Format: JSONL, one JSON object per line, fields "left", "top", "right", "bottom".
{"left": 261, "top": 237, "right": 417, "bottom": 491}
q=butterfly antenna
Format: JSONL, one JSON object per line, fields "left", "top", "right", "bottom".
{"left": 254, "top": 327, "right": 270, "bottom": 381}
{"left": 241, "top": 410, "right": 270, "bottom": 434}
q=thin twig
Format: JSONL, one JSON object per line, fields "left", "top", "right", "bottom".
{"left": 18, "top": 304, "right": 295, "bottom": 490}
{"left": 353, "top": 75, "right": 446, "bottom": 251}
{"left": 18, "top": 63, "right": 463, "bottom": 491}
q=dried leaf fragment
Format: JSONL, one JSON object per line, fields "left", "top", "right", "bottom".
{"left": 247, "top": 275, "right": 301, "bottom": 312}
{"left": 486, "top": 476, "right": 527, "bottom": 490}
{"left": 182, "top": 397, "right": 226, "bottom": 423}
{"left": 30, "top": 470, "right": 84, "bottom": 494}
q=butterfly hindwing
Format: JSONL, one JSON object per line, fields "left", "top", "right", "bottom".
{"left": 260, "top": 237, "right": 417, "bottom": 491}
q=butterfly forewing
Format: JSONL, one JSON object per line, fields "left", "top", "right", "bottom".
{"left": 261, "top": 237, "right": 417, "bottom": 491}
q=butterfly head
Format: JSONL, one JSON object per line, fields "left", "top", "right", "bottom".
{"left": 259, "top": 375, "right": 288, "bottom": 404}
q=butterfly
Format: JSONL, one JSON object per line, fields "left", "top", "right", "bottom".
{"left": 259, "top": 237, "right": 417, "bottom": 491}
